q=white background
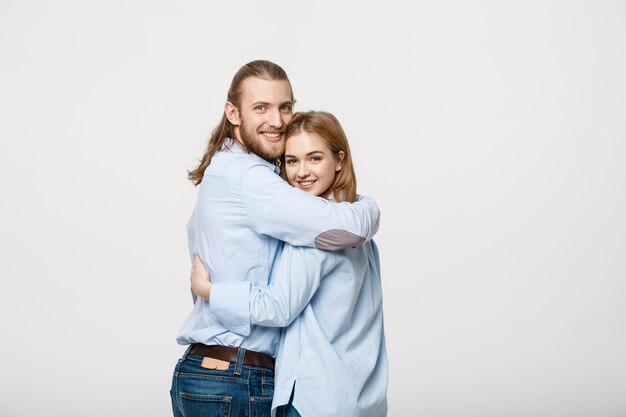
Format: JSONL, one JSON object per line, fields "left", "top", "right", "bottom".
{"left": 1, "top": 1, "right": 625, "bottom": 416}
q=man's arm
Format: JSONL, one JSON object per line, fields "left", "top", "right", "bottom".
{"left": 241, "top": 164, "right": 379, "bottom": 250}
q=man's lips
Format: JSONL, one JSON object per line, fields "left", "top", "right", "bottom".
{"left": 261, "top": 132, "right": 283, "bottom": 143}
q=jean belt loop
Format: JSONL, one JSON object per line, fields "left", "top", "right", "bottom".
{"left": 234, "top": 347, "right": 245, "bottom": 375}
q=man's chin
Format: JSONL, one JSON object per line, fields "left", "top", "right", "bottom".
{"left": 261, "top": 147, "right": 283, "bottom": 162}
{"left": 259, "top": 140, "right": 284, "bottom": 159}
{"left": 240, "top": 132, "right": 284, "bottom": 161}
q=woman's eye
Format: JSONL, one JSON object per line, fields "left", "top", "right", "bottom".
{"left": 285, "top": 159, "right": 296, "bottom": 165}
{"left": 311, "top": 156, "right": 321, "bottom": 162}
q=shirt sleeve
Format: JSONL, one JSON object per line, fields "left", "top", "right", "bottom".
{"left": 208, "top": 281, "right": 252, "bottom": 336}
{"left": 209, "top": 246, "right": 340, "bottom": 335}
{"left": 240, "top": 163, "right": 379, "bottom": 250}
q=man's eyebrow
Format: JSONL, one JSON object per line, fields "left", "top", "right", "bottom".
{"left": 250, "top": 100, "right": 293, "bottom": 107}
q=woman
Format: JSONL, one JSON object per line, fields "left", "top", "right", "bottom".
{"left": 191, "top": 111, "right": 388, "bottom": 417}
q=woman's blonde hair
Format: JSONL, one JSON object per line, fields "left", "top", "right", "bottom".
{"left": 283, "top": 111, "right": 357, "bottom": 203}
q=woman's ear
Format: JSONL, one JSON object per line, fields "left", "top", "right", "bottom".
{"left": 224, "top": 102, "right": 240, "bottom": 126}
{"left": 336, "top": 151, "right": 345, "bottom": 172}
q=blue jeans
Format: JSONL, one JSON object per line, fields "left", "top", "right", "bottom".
{"left": 170, "top": 348, "right": 274, "bottom": 417}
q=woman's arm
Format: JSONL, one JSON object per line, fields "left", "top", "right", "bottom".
{"left": 191, "top": 247, "right": 341, "bottom": 335}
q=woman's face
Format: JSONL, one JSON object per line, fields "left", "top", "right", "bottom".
{"left": 284, "top": 132, "right": 343, "bottom": 197}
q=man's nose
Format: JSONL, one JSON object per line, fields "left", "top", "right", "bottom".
{"left": 267, "top": 109, "right": 283, "bottom": 128}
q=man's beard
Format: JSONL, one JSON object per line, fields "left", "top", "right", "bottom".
{"left": 239, "top": 120, "right": 284, "bottom": 163}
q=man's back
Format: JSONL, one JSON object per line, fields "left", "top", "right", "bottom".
{"left": 177, "top": 141, "right": 283, "bottom": 355}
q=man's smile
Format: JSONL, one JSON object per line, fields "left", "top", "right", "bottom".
{"left": 261, "top": 131, "right": 283, "bottom": 142}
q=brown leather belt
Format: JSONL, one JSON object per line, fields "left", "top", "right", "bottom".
{"left": 189, "top": 344, "right": 275, "bottom": 371}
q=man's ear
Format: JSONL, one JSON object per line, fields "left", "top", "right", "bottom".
{"left": 224, "top": 102, "right": 240, "bottom": 126}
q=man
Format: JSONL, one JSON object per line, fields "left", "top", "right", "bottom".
{"left": 170, "top": 60, "right": 379, "bottom": 417}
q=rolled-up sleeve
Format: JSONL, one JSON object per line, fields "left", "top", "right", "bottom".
{"left": 209, "top": 281, "right": 252, "bottom": 336}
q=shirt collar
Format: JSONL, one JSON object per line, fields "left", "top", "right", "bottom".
{"left": 224, "top": 138, "right": 281, "bottom": 174}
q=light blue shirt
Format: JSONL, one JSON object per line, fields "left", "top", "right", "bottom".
{"left": 209, "top": 241, "right": 388, "bottom": 417}
{"left": 176, "top": 140, "right": 380, "bottom": 357}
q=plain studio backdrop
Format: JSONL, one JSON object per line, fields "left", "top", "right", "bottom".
{"left": 1, "top": 1, "right": 625, "bottom": 416}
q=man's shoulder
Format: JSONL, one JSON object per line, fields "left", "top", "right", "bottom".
{"left": 208, "top": 149, "right": 274, "bottom": 179}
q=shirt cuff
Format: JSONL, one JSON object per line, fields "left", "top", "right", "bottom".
{"left": 208, "top": 281, "right": 252, "bottom": 336}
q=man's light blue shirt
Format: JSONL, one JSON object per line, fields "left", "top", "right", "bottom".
{"left": 209, "top": 241, "right": 388, "bottom": 417}
{"left": 176, "top": 140, "right": 380, "bottom": 357}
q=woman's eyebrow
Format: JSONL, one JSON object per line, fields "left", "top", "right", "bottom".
{"left": 284, "top": 150, "right": 325, "bottom": 158}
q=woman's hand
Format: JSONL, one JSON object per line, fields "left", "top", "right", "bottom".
{"left": 190, "top": 254, "right": 212, "bottom": 301}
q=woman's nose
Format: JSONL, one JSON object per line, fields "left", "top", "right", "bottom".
{"left": 297, "top": 163, "right": 310, "bottom": 177}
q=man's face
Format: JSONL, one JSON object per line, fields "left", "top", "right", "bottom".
{"left": 234, "top": 77, "right": 294, "bottom": 162}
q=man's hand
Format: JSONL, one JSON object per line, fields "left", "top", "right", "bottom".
{"left": 190, "top": 254, "right": 212, "bottom": 301}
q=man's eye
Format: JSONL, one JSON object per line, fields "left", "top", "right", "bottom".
{"left": 280, "top": 104, "right": 292, "bottom": 112}
{"left": 255, "top": 105, "right": 266, "bottom": 111}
